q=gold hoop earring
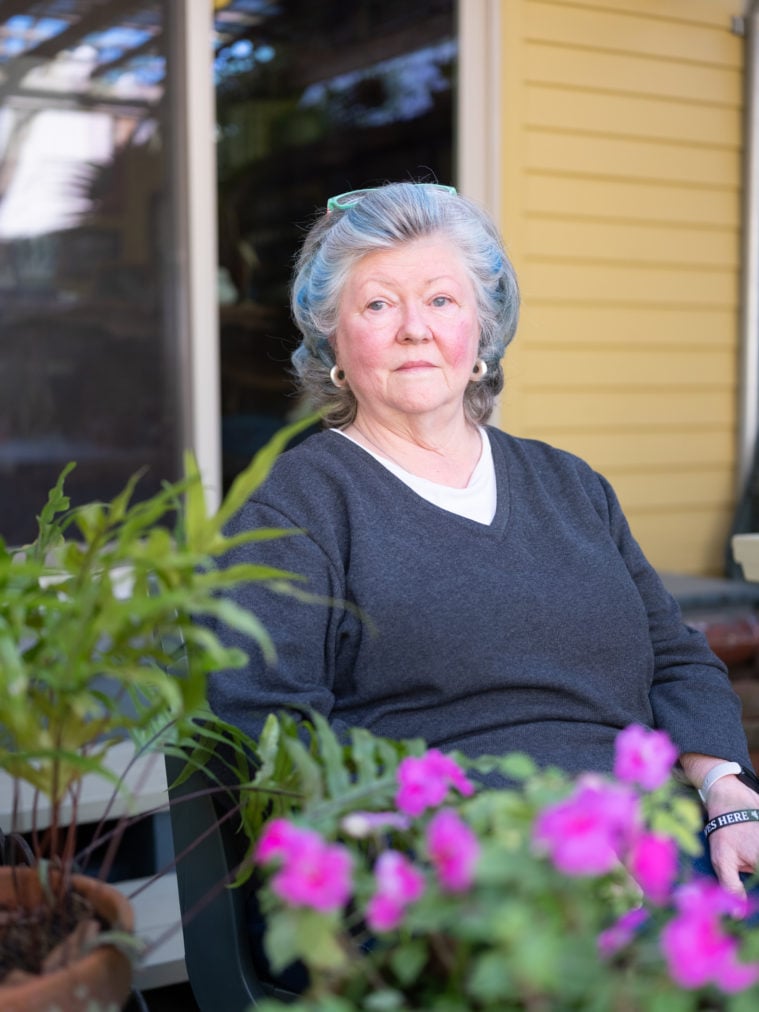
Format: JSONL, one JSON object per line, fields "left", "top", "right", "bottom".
{"left": 330, "top": 365, "right": 347, "bottom": 388}
{"left": 472, "top": 359, "right": 488, "bottom": 381}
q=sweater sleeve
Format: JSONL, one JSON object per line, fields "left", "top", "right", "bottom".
{"left": 596, "top": 472, "right": 751, "bottom": 766}
{"left": 205, "top": 498, "right": 353, "bottom": 744}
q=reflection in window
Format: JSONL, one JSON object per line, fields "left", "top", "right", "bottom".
{"left": 0, "top": 2, "right": 177, "bottom": 544}
{"left": 213, "top": 1, "right": 456, "bottom": 488}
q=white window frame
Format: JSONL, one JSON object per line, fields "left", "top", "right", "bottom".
{"left": 173, "top": 1, "right": 221, "bottom": 509}
{"left": 457, "top": 0, "right": 501, "bottom": 218}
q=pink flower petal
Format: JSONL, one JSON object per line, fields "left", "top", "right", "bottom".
{"left": 627, "top": 832, "right": 679, "bottom": 904}
{"left": 270, "top": 833, "right": 353, "bottom": 913}
{"left": 426, "top": 808, "right": 480, "bottom": 892}
{"left": 395, "top": 750, "right": 474, "bottom": 817}
{"left": 598, "top": 907, "right": 649, "bottom": 958}
{"left": 613, "top": 724, "right": 678, "bottom": 791}
{"left": 533, "top": 777, "right": 640, "bottom": 876}
{"left": 661, "top": 899, "right": 759, "bottom": 994}
{"left": 366, "top": 851, "right": 425, "bottom": 933}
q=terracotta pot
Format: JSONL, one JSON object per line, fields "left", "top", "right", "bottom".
{"left": 0, "top": 867, "right": 135, "bottom": 1012}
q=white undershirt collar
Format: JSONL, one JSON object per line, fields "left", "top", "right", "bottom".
{"left": 333, "top": 426, "right": 497, "bottom": 525}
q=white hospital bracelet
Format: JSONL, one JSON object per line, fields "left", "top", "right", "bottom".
{"left": 698, "top": 761, "right": 742, "bottom": 803}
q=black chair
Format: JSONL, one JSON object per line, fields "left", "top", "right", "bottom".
{"left": 164, "top": 754, "right": 297, "bottom": 1010}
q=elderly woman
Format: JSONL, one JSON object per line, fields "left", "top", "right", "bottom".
{"left": 208, "top": 180, "right": 759, "bottom": 896}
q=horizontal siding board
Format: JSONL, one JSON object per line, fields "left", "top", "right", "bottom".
{"left": 526, "top": 129, "right": 740, "bottom": 189}
{"left": 522, "top": 261, "right": 738, "bottom": 307}
{"left": 520, "top": 306, "right": 737, "bottom": 347}
{"left": 610, "top": 469, "right": 734, "bottom": 511}
{"left": 525, "top": 174, "right": 740, "bottom": 228}
{"left": 521, "top": 347, "right": 735, "bottom": 388}
{"left": 525, "top": 218, "right": 739, "bottom": 270}
{"left": 539, "top": 0, "right": 736, "bottom": 30}
{"left": 544, "top": 429, "right": 735, "bottom": 472}
{"left": 526, "top": 85, "right": 742, "bottom": 146}
{"left": 519, "top": 390, "right": 735, "bottom": 429}
{"left": 525, "top": 41, "right": 741, "bottom": 106}
{"left": 525, "top": 1, "right": 741, "bottom": 66}
{"left": 624, "top": 510, "right": 731, "bottom": 575}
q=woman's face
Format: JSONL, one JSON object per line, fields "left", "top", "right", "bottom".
{"left": 334, "top": 237, "right": 481, "bottom": 428}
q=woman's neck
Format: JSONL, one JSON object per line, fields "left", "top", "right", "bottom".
{"left": 345, "top": 412, "right": 483, "bottom": 488}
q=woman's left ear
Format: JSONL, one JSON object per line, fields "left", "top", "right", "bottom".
{"left": 330, "top": 364, "right": 348, "bottom": 388}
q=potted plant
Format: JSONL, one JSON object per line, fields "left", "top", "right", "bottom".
{"left": 0, "top": 415, "right": 314, "bottom": 1011}
{"left": 230, "top": 714, "right": 759, "bottom": 1011}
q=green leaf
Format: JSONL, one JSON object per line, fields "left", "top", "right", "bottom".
{"left": 647, "top": 990, "right": 698, "bottom": 1012}
{"left": 283, "top": 734, "right": 326, "bottom": 808}
{"left": 265, "top": 909, "right": 306, "bottom": 974}
{"left": 182, "top": 451, "right": 211, "bottom": 551}
{"left": 389, "top": 939, "right": 428, "bottom": 987}
{"left": 364, "top": 990, "right": 406, "bottom": 1011}
{"left": 30, "top": 461, "right": 75, "bottom": 558}
{"left": 215, "top": 412, "right": 321, "bottom": 532}
{"left": 293, "top": 910, "right": 346, "bottom": 970}
{"left": 350, "top": 726, "right": 384, "bottom": 784}
{"left": 196, "top": 596, "right": 277, "bottom": 664}
{"left": 468, "top": 950, "right": 514, "bottom": 1002}
{"left": 311, "top": 712, "right": 351, "bottom": 797}
{"left": 265, "top": 909, "right": 345, "bottom": 974}
{"left": 496, "top": 752, "right": 537, "bottom": 780}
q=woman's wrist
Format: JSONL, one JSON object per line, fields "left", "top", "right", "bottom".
{"left": 697, "top": 761, "right": 742, "bottom": 803}
{"left": 678, "top": 752, "right": 759, "bottom": 810}
{"left": 679, "top": 752, "right": 733, "bottom": 794}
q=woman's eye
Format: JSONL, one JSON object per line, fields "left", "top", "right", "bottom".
{"left": 366, "top": 299, "right": 386, "bottom": 312}
{"left": 431, "top": 295, "right": 452, "bottom": 308}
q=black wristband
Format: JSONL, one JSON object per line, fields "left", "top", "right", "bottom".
{"left": 737, "top": 766, "right": 759, "bottom": 795}
{"left": 704, "top": 809, "right": 759, "bottom": 839}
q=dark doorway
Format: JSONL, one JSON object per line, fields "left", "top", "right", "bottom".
{"left": 213, "top": 0, "right": 457, "bottom": 487}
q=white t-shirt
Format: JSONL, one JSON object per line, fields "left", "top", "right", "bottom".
{"left": 333, "top": 427, "right": 497, "bottom": 525}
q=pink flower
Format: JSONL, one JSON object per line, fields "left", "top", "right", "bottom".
{"left": 366, "top": 850, "right": 425, "bottom": 932}
{"left": 627, "top": 832, "right": 679, "bottom": 904}
{"left": 659, "top": 878, "right": 759, "bottom": 992}
{"left": 256, "top": 818, "right": 353, "bottom": 913}
{"left": 597, "top": 907, "right": 649, "bottom": 958}
{"left": 255, "top": 818, "right": 319, "bottom": 864}
{"left": 613, "top": 724, "right": 678, "bottom": 791}
{"left": 674, "top": 877, "right": 750, "bottom": 921}
{"left": 426, "top": 808, "right": 480, "bottom": 892}
{"left": 533, "top": 776, "right": 640, "bottom": 875}
{"left": 661, "top": 908, "right": 759, "bottom": 992}
{"left": 271, "top": 834, "right": 353, "bottom": 913}
{"left": 395, "top": 750, "right": 474, "bottom": 817}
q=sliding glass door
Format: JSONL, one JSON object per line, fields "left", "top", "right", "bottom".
{"left": 0, "top": 1, "right": 185, "bottom": 542}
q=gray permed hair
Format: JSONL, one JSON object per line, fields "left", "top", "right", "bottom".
{"left": 290, "top": 182, "right": 520, "bottom": 427}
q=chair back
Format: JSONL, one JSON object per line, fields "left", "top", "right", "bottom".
{"left": 165, "top": 753, "right": 296, "bottom": 1009}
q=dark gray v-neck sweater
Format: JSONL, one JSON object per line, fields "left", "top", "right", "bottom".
{"left": 207, "top": 427, "right": 750, "bottom": 775}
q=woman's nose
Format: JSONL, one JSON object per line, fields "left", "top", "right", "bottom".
{"left": 398, "top": 303, "right": 431, "bottom": 342}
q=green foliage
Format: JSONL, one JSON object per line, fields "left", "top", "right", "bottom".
{"left": 237, "top": 712, "right": 426, "bottom": 841}
{"left": 243, "top": 719, "right": 759, "bottom": 1012}
{"left": 0, "top": 413, "right": 317, "bottom": 811}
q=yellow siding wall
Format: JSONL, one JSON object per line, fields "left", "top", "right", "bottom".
{"left": 496, "top": 0, "right": 744, "bottom": 575}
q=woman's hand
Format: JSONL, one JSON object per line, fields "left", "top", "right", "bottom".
{"left": 703, "top": 776, "right": 759, "bottom": 898}
{"left": 680, "top": 752, "right": 759, "bottom": 898}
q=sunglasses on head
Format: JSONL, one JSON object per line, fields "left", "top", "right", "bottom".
{"left": 326, "top": 183, "right": 457, "bottom": 213}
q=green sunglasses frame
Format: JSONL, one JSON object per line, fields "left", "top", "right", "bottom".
{"left": 326, "top": 183, "right": 457, "bottom": 213}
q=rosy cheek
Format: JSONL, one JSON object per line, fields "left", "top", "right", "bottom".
{"left": 447, "top": 324, "right": 478, "bottom": 366}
